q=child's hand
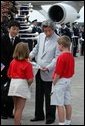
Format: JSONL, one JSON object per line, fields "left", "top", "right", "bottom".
{"left": 28, "top": 57, "right": 32, "bottom": 61}
{"left": 52, "top": 80, "right": 56, "bottom": 85}
{"left": 28, "top": 82, "right": 32, "bottom": 86}
{"left": 52, "top": 74, "right": 60, "bottom": 85}
{"left": 27, "top": 79, "right": 33, "bottom": 86}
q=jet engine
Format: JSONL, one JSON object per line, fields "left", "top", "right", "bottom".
{"left": 48, "top": 3, "right": 80, "bottom": 24}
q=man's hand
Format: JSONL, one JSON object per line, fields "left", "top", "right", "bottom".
{"left": 40, "top": 67, "right": 49, "bottom": 72}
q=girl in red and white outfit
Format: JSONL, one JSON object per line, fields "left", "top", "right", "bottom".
{"left": 51, "top": 36, "right": 75, "bottom": 125}
{"left": 7, "top": 42, "right": 34, "bottom": 125}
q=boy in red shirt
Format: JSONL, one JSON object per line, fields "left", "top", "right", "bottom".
{"left": 7, "top": 42, "right": 34, "bottom": 125}
{"left": 51, "top": 35, "right": 75, "bottom": 125}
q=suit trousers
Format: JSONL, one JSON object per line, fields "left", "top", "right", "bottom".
{"left": 80, "top": 40, "right": 84, "bottom": 56}
{"left": 35, "top": 70, "right": 56, "bottom": 120}
{"left": 72, "top": 38, "right": 78, "bottom": 56}
{"left": 1, "top": 80, "right": 14, "bottom": 117}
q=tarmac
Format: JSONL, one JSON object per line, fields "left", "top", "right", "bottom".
{"left": 1, "top": 56, "right": 84, "bottom": 125}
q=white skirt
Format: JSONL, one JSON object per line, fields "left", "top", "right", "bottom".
{"left": 8, "top": 79, "right": 31, "bottom": 99}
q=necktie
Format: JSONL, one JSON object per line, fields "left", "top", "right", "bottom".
{"left": 11, "top": 38, "right": 14, "bottom": 45}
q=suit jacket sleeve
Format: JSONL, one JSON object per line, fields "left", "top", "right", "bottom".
{"left": 29, "top": 37, "right": 39, "bottom": 59}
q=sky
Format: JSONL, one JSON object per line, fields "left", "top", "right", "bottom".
{"left": 29, "top": 5, "right": 84, "bottom": 23}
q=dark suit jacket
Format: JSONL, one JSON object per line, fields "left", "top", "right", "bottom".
{"left": 60, "top": 28, "right": 66, "bottom": 36}
{"left": 73, "top": 27, "right": 79, "bottom": 36}
{"left": 64, "top": 27, "right": 72, "bottom": 39}
{"left": 32, "top": 26, "right": 42, "bottom": 34}
{"left": 1, "top": 34, "right": 21, "bottom": 84}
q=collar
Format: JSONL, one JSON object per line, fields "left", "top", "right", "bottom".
{"left": 45, "top": 32, "right": 54, "bottom": 41}
{"left": 9, "top": 33, "right": 15, "bottom": 40}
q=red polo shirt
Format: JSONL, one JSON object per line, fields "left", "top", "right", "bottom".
{"left": 7, "top": 59, "right": 34, "bottom": 80}
{"left": 53, "top": 52, "right": 75, "bottom": 79}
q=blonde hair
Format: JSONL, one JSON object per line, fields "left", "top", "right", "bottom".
{"left": 57, "top": 35, "right": 71, "bottom": 49}
{"left": 13, "top": 42, "right": 29, "bottom": 60}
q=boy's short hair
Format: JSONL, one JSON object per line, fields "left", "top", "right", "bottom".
{"left": 57, "top": 35, "right": 71, "bottom": 48}
{"left": 13, "top": 42, "right": 29, "bottom": 60}
{"left": 8, "top": 20, "right": 20, "bottom": 29}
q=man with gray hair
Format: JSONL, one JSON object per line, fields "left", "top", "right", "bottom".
{"left": 29, "top": 20, "right": 60, "bottom": 124}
